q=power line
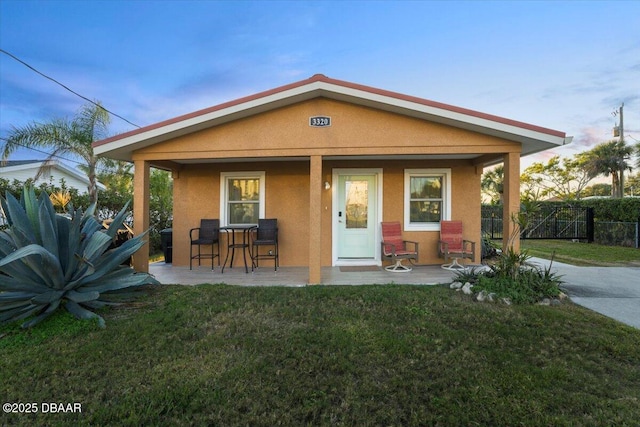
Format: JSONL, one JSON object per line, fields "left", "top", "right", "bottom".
{"left": 0, "top": 138, "right": 132, "bottom": 174}
{"left": 0, "top": 48, "right": 141, "bottom": 129}
{"left": 0, "top": 137, "right": 83, "bottom": 165}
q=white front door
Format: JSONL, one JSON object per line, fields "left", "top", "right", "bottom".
{"left": 334, "top": 169, "right": 381, "bottom": 263}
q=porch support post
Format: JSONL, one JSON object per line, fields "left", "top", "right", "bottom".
{"left": 502, "top": 151, "right": 520, "bottom": 253}
{"left": 308, "top": 155, "right": 323, "bottom": 284}
{"left": 133, "top": 160, "right": 150, "bottom": 273}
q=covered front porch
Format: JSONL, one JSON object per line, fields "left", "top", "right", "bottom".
{"left": 149, "top": 262, "right": 459, "bottom": 286}
{"left": 94, "top": 75, "right": 572, "bottom": 285}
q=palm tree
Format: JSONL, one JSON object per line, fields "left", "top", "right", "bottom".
{"left": 581, "top": 140, "right": 633, "bottom": 198}
{"left": 481, "top": 165, "right": 504, "bottom": 204}
{"left": 1, "top": 102, "right": 110, "bottom": 204}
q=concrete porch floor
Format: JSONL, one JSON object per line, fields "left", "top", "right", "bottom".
{"left": 149, "top": 262, "right": 459, "bottom": 286}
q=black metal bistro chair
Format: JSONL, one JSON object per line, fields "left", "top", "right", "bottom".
{"left": 189, "top": 219, "right": 220, "bottom": 270}
{"left": 250, "top": 218, "right": 279, "bottom": 271}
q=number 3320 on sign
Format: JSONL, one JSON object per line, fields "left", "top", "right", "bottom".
{"left": 309, "top": 116, "right": 331, "bottom": 127}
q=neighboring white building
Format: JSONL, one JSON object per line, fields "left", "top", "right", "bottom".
{"left": 0, "top": 159, "right": 105, "bottom": 194}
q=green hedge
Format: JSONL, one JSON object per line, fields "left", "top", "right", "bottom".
{"left": 544, "top": 198, "right": 640, "bottom": 222}
{"left": 483, "top": 198, "right": 640, "bottom": 222}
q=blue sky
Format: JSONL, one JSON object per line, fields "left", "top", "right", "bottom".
{"left": 1, "top": 0, "right": 639, "bottom": 171}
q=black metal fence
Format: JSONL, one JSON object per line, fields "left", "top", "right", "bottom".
{"left": 481, "top": 206, "right": 504, "bottom": 240}
{"left": 482, "top": 205, "right": 595, "bottom": 242}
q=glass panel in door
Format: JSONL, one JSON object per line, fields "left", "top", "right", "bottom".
{"left": 337, "top": 174, "right": 376, "bottom": 259}
{"left": 345, "top": 180, "right": 368, "bottom": 229}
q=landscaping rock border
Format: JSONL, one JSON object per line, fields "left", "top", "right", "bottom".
{"left": 449, "top": 281, "right": 568, "bottom": 306}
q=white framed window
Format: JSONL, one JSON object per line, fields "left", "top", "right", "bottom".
{"left": 404, "top": 168, "right": 451, "bottom": 231}
{"left": 220, "top": 171, "right": 266, "bottom": 226}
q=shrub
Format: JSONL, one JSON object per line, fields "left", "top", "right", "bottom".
{"left": 0, "top": 187, "right": 159, "bottom": 329}
{"left": 455, "top": 250, "right": 563, "bottom": 304}
{"left": 482, "top": 198, "right": 640, "bottom": 224}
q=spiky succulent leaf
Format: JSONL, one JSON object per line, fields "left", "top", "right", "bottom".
{"left": 104, "top": 200, "right": 131, "bottom": 240}
{"left": 31, "top": 290, "right": 66, "bottom": 304}
{"left": 56, "top": 214, "right": 72, "bottom": 274}
{"left": 20, "top": 300, "right": 61, "bottom": 329}
{"left": 0, "top": 253, "right": 49, "bottom": 289}
{"left": 81, "top": 216, "right": 103, "bottom": 241}
{"left": 82, "top": 231, "right": 114, "bottom": 263}
{"left": 0, "top": 231, "right": 13, "bottom": 248}
{"left": 0, "top": 244, "right": 65, "bottom": 289}
{"left": 77, "top": 236, "right": 147, "bottom": 286}
{"left": 38, "top": 192, "right": 59, "bottom": 258}
{"left": 61, "top": 211, "right": 85, "bottom": 281}
{"left": 0, "top": 290, "right": 37, "bottom": 300}
{"left": 0, "top": 304, "right": 42, "bottom": 323}
{"left": 81, "top": 202, "right": 97, "bottom": 221}
{"left": 23, "top": 188, "right": 42, "bottom": 242}
{"left": 65, "top": 290, "right": 100, "bottom": 303}
{"left": 3, "top": 191, "right": 36, "bottom": 243}
{"left": 0, "top": 186, "right": 159, "bottom": 329}
{"left": 0, "top": 276, "right": 51, "bottom": 293}
{"left": 65, "top": 300, "right": 105, "bottom": 328}
{"left": 80, "top": 267, "right": 158, "bottom": 293}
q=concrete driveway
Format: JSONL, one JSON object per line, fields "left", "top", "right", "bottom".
{"left": 531, "top": 258, "right": 640, "bottom": 329}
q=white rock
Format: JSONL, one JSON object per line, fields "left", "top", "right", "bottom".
{"left": 462, "top": 282, "right": 473, "bottom": 295}
{"left": 502, "top": 297, "right": 512, "bottom": 305}
{"left": 476, "top": 290, "right": 487, "bottom": 302}
{"left": 450, "top": 281, "right": 463, "bottom": 290}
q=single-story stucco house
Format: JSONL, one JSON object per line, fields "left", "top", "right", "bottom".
{"left": 93, "top": 74, "right": 572, "bottom": 283}
{"left": 0, "top": 159, "right": 106, "bottom": 193}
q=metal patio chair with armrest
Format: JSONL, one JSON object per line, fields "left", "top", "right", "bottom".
{"left": 189, "top": 219, "right": 220, "bottom": 270}
{"left": 380, "top": 221, "right": 419, "bottom": 272}
{"left": 438, "top": 220, "right": 475, "bottom": 270}
{"left": 250, "top": 218, "right": 279, "bottom": 271}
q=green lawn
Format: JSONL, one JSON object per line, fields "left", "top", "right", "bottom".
{"left": 2, "top": 284, "right": 639, "bottom": 426}
{"left": 520, "top": 239, "right": 640, "bottom": 266}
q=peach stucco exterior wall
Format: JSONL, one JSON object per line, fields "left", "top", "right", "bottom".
{"left": 134, "top": 98, "right": 516, "bottom": 268}
{"left": 172, "top": 162, "right": 312, "bottom": 268}
{"left": 170, "top": 159, "right": 481, "bottom": 268}
{"left": 133, "top": 99, "right": 517, "bottom": 161}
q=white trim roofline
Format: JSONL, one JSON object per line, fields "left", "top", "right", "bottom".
{"left": 0, "top": 160, "right": 106, "bottom": 191}
{"left": 94, "top": 74, "right": 572, "bottom": 161}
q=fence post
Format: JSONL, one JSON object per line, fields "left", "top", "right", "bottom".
{"left": 637, "top": 209, "right": 639, "bottom": 249}
{"left": 587, "top": 207, "right": 595, "bottom": 243}
{"left": 490, "top": 211, "right": 494, "bottom": 239}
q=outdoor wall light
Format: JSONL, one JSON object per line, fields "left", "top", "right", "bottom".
{"left": 324, "top": 181, "right": 331, "bottom": 190}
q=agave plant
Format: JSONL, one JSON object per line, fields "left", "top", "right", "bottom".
{"left": 0, "top": 187, "right": 159, "bottom": 328}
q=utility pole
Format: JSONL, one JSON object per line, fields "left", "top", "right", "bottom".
{"left": 613, "top": 103, "right": 625, "bottom": 197}
{"left": 620, "top": 103, "right": 624, "bottom": 198}
{"left": 619, "top": 103, "right": 624, "bottom": 143}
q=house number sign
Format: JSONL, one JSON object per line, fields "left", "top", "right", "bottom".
{"left": 309, "top": 116, "right": 331, "bottom": 127}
